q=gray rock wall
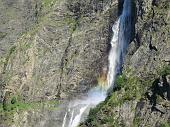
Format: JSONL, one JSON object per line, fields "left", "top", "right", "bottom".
{"left": 80, "top": 0, "right": 170, "bottom": 126}
{"left": 0, "top": 0, "right": 118, "bottom": 102}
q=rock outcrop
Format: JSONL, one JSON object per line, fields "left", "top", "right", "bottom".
{"left": 0, "top": 0, "right": 169, "bottom": 127}
{"left": 0, "top": 0, "right": 118, "bottom": 103}
{"left": 0, "top": 0, "right": 41, "bottom": 102}
{"left": 80, "top": 0, "right": 170, "bottom": 126}
{"left": 0, "top": 0, "right": 118, "bottom": 126}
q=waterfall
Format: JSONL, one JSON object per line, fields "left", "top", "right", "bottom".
{"left": 69, "top": 105, "right": 88, "bottom": 127}
{"left": 61, "top": 87, "right": 107, "bottom": 127}
{"left": 107, "top": 0, "right": 133, "bottom": 88}
{"left": 62, "top": 112, "right": 68, "bottom": 127}
{"left": 107, "top": 19, "right": 120, "bottom": 88}
{"left": 61, "top": 0, "right": 133, "bottom": 126}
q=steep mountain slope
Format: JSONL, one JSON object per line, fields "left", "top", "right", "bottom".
{"left": 0, "top": 0, "right": 169, "bottom": 127}
{"left": 0, "top": 0, "right": 117, "bottom": 103}
{"left": 80, "top": 0, "right": 170, "bottom": 126}
{"left": 0, "top": 0, "right": 41, "bottom": 102}
{"left": 0, "top": 0, "right": 118, "bottom": 126}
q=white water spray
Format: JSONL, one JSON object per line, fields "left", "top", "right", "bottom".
{"left": 61, "top": 0, "right": 133, "bottom": 126}
{"left": 62, "top": 112, "right": 68, "bottom": 127}
{"left": 107, "top": 0, "right": 133, "bottom": 88}
{"left": 68, "top": 109, "right": 75, "bottom": 127}
{"left": 107, "top": 19, "right": 120, "bottom": 88}
{"left": 69, "top": 105, "right": 88, "bottom": 127}
{"left": 62, "top": 87, "right": 107, "bottom": 127}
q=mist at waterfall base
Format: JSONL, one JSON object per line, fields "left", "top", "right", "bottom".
{"left": 62, "top": 87, "right": 107, "bottom": 127}
{"left": 61, "top": 0, "right": 133, "bottom": 126}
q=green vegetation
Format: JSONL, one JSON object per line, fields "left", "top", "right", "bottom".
{"left": 2, "top": 93, "right": 59, "bottom": 113}
{"left": 42, "top": 0, "right": 55, "bottom": 8}
{"left": 1, "top": 94, "right": 59, "bottom": 124}
{"left": 1, "top": 95, "right": 59, "bottom": 112}
{"left": 81, "top": 72, "right": 153, "bottom": 126}
{"left": 81, "top": 64, "right": 170, "bottom": 126}
{"left": 133, "top": 117, "right": 142, "bottom": 127}
{"left": 115, "top": 74, "right": 126, "bottom": 88}
{"left": 0, "top": 99, "right": 59, "bottom": 125}
{"left": 42, "top": 0, "right": 62, "bottom": 9}
{"left": 160, "top": 65, "right": 170, "bottom": 76}
{"left": 64, "top": 17, "right": 78, "bottom": 33}
{"left": 115, "top": 73, "right": 150, "bottom": 101}
{"left": 160, "top": 122, "right": 170, "bottom": 127}
{"left": 11, "top": 96, "right": 17, "bottom": 104}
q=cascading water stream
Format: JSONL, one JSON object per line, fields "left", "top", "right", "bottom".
{"left": 107, "top": 19, "right": 120, "bottom": 88}
{"left": 69, "top": 105, "right": 88, "bottom": 127}
{"left": 61, "top": 87, "right": 107, "bottom": 127}
{"left": 107, "top": 0, "right": 133, "bottom": 88}
{"left": 62, "top": 112, "right": 68, "bottom": 127}
{"left": 61, "top": 0, "right": 133, "bottom": 126}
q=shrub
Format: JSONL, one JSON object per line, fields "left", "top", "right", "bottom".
{"left": 115, "top": 74, "right": 126, "bottom": 88}
{"left": 160, "top": 65, "right": 170, "bottom": 76}
{"left": 11, "top": 97, "right": 17, "bottom": 104}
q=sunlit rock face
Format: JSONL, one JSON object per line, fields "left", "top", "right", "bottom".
{"left": 1, "top": 0, "right": 169, "bottom": 127}
{"left": 60, "top": 0, "right": 135, "bottom": 126}
{"left": 0, "top": 0, "right": 119, "bottom": 127}
{"left": 0, "top": 0, "right": 118, "bottom": 103}
{"left": 0, "top": 0, "right": 41, "bottom": 102}
{"left": 0, "top": 0, "right": 41, "bottom": 57}
{"left": 80, "top": 0, "right": 170, "bottom": 127}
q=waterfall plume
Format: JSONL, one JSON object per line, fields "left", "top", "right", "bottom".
{"left": 107, "top": 19, "right": 120, "bottom": 88}
{"left": 61, "top": 0, "right": 134, "bottom": 126}
{"left": 107, "top": 0, "right": 133, "bottom": 88}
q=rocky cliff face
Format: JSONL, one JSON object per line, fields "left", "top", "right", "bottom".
{"left": 0, "top": 0, "right": 118, "bottom": 126}
{"left": 0, "top": 0, "right": 169, "bottom": 127}
{"left": 0, "top": 0, "right": 118, "bottom": 103}
{"left": 80, "top": 0, "right": 170, "bottom": 126}
{"left": 0, "top": 0, "right": 41, "bottom": 102}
